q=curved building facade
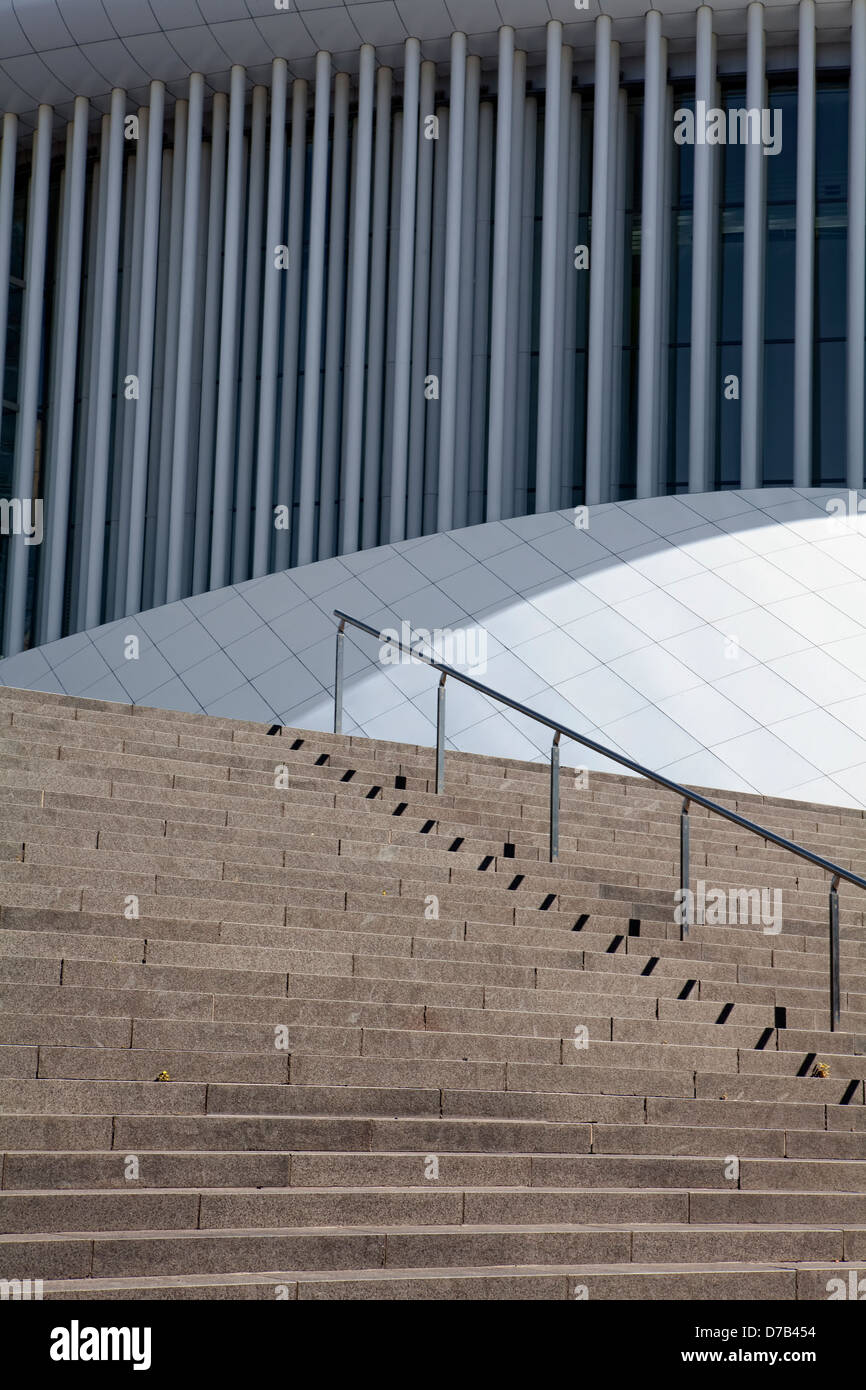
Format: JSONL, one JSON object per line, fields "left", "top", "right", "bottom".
{"left": 0, "top": 0, "right": 863, "bottom": 661}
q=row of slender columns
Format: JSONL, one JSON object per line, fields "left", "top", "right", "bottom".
{"left": 3, "top": 6, "right": 866, "bottom": 656}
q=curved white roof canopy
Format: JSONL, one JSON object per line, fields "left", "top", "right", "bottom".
{"left": 6, "top": 488, "right": 866, "bottom": 809}
{"left": 0, "top": 0, "right": 853, "bottom": 120}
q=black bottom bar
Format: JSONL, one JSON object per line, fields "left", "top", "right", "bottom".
{"left": 7, "top": 1295, "right": 859, "bottom": 1376}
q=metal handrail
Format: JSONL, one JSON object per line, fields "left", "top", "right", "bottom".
{"left": 332, "top": 608, "right": 866, "bottom": 1030}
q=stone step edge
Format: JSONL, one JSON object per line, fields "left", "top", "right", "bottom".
{"left": 31, "top": 1258, "right": 866, "bottom": 1294}
{"left": 4, "top": 1220, "right": 866, "bottom": 1247}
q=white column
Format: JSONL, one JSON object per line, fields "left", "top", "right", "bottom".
{"left": 0, "top": 113, "right": 17, "bottom": 404}
{"left": 381, "top": 113, "right": 402, "bottom": 539}
{"left": 636, "top": 10, "right": 666, "bottom": 498}
{"left": 538, "top": 20, "right": 568, "bottom": 514}
{"left": 688, "top": 6, "right": 717, "bottom": 494}
{"left": 423, "top": 107, "right": 446, "bottom": 532}
{"left": 125, "top": 82, "right": 165, "bottom": 614}
{"left": 740, "top": 2, "right": 767, "bottom": 490}
{"left": 560, "top": 91, "right": 581, "bottom": 508}
{"left": 340, "top": 48, "right": 376, "bottom": 555}
{"left": 485, "top": 26, "right": 514, "bottom": 521}
{"left": 550, "top": 42, "right": 573, "bottom": 511}
{"left": 318, "top": 72, "right": 350, "bottom": 560}
{"left": 657, "top": 82, "right": 674, "bottom": 486}
{"left": 435, "top": 31, "right": 466, "bottom": 535}
{"left": 252, "top": 59, "right": 288, "bottom": 578}
{"left": 42, "top": 97, "right": 89, "bottom": 641}
{"left": 296, "top": 51, "right": 332, "bottom": 566}
{"left": 387, "top": 38, "right": 421, "bottom": 542}
{"left": 274, "top": 77, "right": 308, "bottom": 571}
{"left": 4, "top": 105, "right": 52, "bottom": 653}
{"left": 103, "top": 152, "right": 135, "bottom": 621}
{"left": 502, "top": 47, "right": 526, "bottom": 519}
{"left": 232, "top": 83, "right": 268, "bottom": 583}
{"left": 166, "top": 74, "right": 204, "bottom": 601}
{"left": 74, "top": 118, "right": 108, "bottom": 627}
{"left": 73, "top": 150, "right": 105, "bottom": 626}
{"left": 406, "top": 60, "right": 436, "bottom": 540}
{"left": 585, "top": 16, "right": 614, "bottom": 505}
{"left": 210, "top": 65, "right": 247, "bottom": 588}
{"left": 191, "top": 91, "right": 226, "bottom": 596}
{"left": 469, "top": 102, "right": 494, "bottom": 524}
{"left": 151, "top": 97, "right": 187, "bottom": 608}
{"left": 37, "top": 128, "right": 70, "bottom": 637}
{"left": 794, "top": 0, "right": 816, "bottom": 489}
{"left": 608, "top": 85, "right": 627, "bottom": 488}
{"left": 453, "top": 54, "right": 481, "bottom": 530}
{"left": 109, "top": 103, "right": 148, "bottom": 621}
{"left": 848, "top": 0, "right": 866, "bottom": 486}
{"left": 80, "top": 89, "right": 125, "bottom": 631}
{"left": 361, "top": 67, "right": 393, "bottom": 548}
{"left": 42, "top": 126, "right": 73, "bottom": 613}
{"left": 188, "top": 141, "right": 211, "bottom": 584}
{"left": 515, "top": 96, "right": 538, "bottom": 516}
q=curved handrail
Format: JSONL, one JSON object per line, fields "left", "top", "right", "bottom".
{"left": 332, "top": 608, "right": 862, "bottom": 1030}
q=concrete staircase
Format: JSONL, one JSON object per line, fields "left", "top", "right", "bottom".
{"left": 1, "top": 685, "right": 865, "bottom": 1300}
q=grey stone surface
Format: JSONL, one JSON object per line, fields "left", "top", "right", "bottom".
{"left": 1, "top": 688, "right": 865, "bottom": 1298}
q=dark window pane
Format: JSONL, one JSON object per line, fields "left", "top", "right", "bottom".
{"left": 815, "top": 219, "right": 847, "bottom": 340}
{"left": 764, "top": 212, "right": 796, "bottom": 342}
{"left": 815, "top": 339, "right": 847, "bottom": 483}
{"left": 763, "top": 342, "right": 795, "bottom": 482}
{"left": 718, "top": 343, "right": 742, "bottom": 486}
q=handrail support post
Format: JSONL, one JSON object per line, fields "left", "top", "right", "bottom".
{"left": 331, "top": 611, "right": 866, "bottom": 1016}
{"left": 333, "top": 620, "right": 346, "bottom": 734}
{"left": 549, "top": 731, "right": 561, "bottom": 863}
{"left": 829, "top": 873, "right": 841, "bottom": 1032}
{"left": 435, "top": 673, "right": 447, "bottom": 793}
{"left": 680, "top": 797, "right": 691, "bottom": 941}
